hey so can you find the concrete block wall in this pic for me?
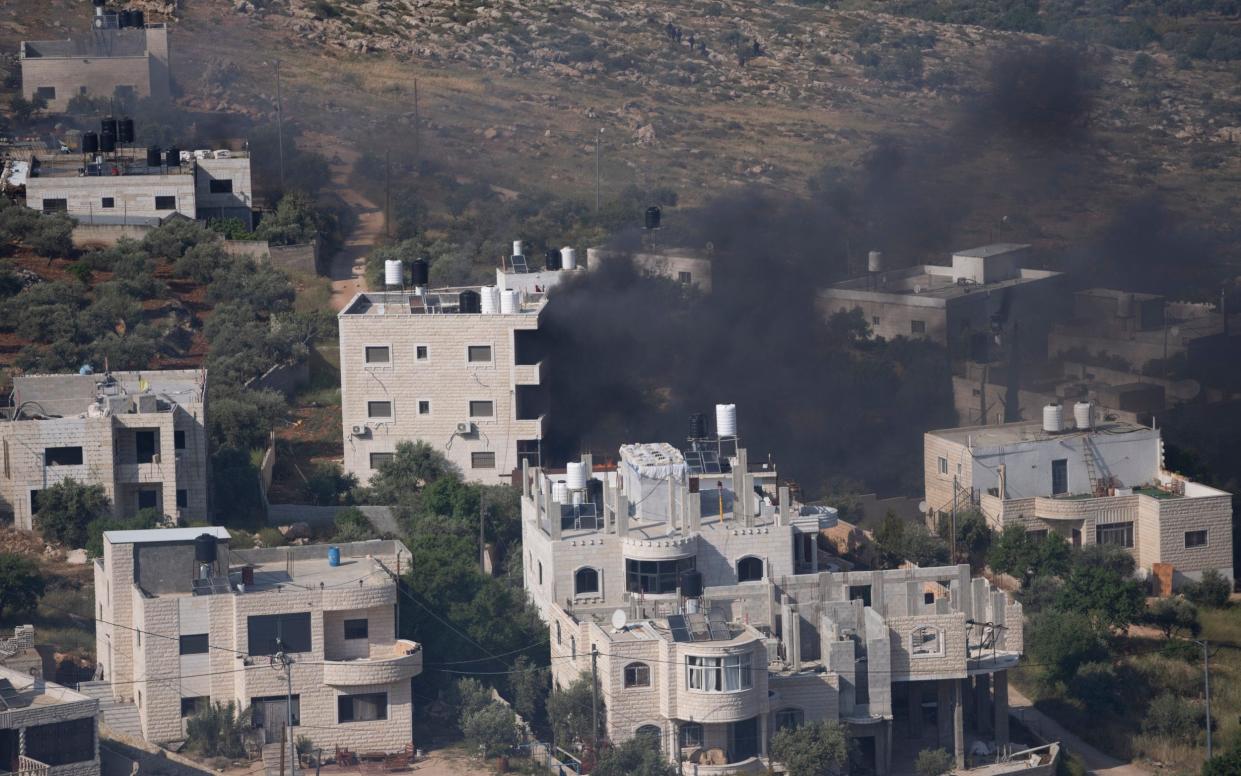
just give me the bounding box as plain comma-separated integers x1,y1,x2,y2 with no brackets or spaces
21,55,152,112
886,613,968,682
1153,494,1233,583
26,174,196,221
323,605,395,661
923,433,973,514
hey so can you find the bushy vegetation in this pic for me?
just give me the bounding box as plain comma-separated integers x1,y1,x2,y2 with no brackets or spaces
0,553,46,619
185,701,252,759
770,720,852,776
33,479,112,548
872,511,948,568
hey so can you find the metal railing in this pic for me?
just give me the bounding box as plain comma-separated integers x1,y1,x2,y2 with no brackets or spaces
1,756,52,776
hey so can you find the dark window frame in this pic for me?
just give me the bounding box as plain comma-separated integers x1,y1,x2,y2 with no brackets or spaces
176,489,188,509
370,452,395,469
625,557,695,595
343,619,369,640
208,179,234,194
247,612,312,655
1051,459,1069,495
736,556,763,582
364,346,391,364
180,696,208,718
101,197,115,209
154,195,177,211
1096,522,1134,548
367,401,393,419
44,446,83,466
574,567,599,595
469,400,494,418
471,451,496,469
623,662,650,688
337,692,388,723
1185,530,1208,549
467,345,493,363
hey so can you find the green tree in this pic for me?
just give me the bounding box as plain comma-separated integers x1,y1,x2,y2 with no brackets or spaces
185,701,251,758
1056,546,1145,631
1202,746,1241,776
915,748,955,776
303,462,357,506
936,509,992,570
1143,597,1201,640
0,553,46,618
770,720,851,776
1142,693,1202,740
1025,610,1108,686
461,700,519,760
34,479,111,547
592,737,679,776
547,674,600,749
208,388,286,450
1183,569,1232,609
86,508,160,558
368,441,458,505
507,655,549,728
873,512,948,569
210,448,266,529
988,525,1070,585
452,677,493,725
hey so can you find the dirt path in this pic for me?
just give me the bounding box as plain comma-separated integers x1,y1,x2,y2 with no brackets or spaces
1008,685,1151,776
300,131,384,311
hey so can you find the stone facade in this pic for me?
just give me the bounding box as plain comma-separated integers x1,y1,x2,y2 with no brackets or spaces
20,26,170,113
0,666,101,776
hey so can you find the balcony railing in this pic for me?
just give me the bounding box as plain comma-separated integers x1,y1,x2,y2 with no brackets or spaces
322,640,423,686
1,756,52,776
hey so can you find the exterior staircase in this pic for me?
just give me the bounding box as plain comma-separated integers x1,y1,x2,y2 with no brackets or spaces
75,681,142,738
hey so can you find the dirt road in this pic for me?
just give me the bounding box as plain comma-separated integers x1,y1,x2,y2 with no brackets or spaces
1008,684,1151,776
300,132,384,311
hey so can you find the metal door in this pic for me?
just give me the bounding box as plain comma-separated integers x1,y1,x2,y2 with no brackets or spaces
257,699,287,744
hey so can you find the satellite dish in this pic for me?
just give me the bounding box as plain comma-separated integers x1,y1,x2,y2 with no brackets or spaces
913,284,924,294
611,609,627,631
918,501,928,513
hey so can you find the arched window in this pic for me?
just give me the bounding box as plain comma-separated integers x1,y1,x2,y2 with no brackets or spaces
575,567,600,595
635,725,662,751
737,556,764,582
679,722,704,749
623,662,651,688
775,708,804,732
912,626,943,657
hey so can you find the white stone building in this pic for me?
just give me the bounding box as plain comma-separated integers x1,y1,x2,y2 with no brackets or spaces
20,23,170,113
0,664,101,776
2,370,209,532
924,409,1234,590
94,529,422,752
521,420,1037,775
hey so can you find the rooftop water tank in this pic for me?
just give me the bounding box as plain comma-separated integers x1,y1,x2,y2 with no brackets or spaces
512,240,524,257
500,289,518,315
552,481,569,504
562,247,577,270
82,132,99,154
545,249,562,271
1043,403,1064,434
566,461,588,491
131,9,144,26
868,250,883,273
145,146,161,167
100,117,118,138
688,412,706,440
118,118,134,144
99,132,116,153
716,403,738,437
384,259,403,287
194,534,217,564
458,290,481,314
328,546,341,567
645,206,661,230
680,570,704,598
1074,401,1093,431
410,258,429,287
165,147,180,167
480,285,499,314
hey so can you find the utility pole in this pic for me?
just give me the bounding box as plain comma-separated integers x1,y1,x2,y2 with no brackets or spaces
594,128,603,213
271,642,296,776
413,78,421,172
275,59,286,192
384,148,391,238
479,501,486,574
950,475,958,565
590,644,600,754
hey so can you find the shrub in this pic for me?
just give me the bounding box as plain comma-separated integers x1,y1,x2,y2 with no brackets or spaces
915,748,954,776
461,701,518,760
1183,569,1232,608
185,701,251,758
0,553,46,618
303,462,358,506
1026,610,1108,687
1141,693,1202,740
1159,639,1200,663
34,479,111,548
1143,597,1200,639
256,527,285,547
1068,661,1122,713
332,507,376,542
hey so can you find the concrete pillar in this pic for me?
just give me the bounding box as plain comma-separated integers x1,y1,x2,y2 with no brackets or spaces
954,680,965,770
777,485,790,526
994,670,1010,752
976,674,993,735
689,489,701,532
759,712,769,757
617,493,629,537
521,459,530,498
549,500,562,540
907,682,923,738
937,680,952,747
882,721,893,776
963,674,975,729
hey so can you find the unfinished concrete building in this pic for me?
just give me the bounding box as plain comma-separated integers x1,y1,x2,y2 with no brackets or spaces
925,408,1233,591
0,664,101,776
91,529,421,751
2,370,208,532
819,245,1065,359
521,407,1044,776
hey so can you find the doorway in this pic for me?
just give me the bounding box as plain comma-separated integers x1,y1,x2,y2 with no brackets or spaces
252,695,300,744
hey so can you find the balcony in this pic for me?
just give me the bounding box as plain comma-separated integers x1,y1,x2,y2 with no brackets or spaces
513,361,542,386
679,755,766,775
0,756,51,776
322,640,422,686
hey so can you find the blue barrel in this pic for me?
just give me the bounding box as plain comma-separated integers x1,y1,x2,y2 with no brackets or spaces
328,546,341,567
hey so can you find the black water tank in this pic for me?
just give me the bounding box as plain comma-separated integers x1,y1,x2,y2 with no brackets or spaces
688,412,706,440
145,146,161,167
118,10,132,27
645,205,661,230
680,570,703,598
165,147,180,167
458,290,481,314
82,132,99,154
100,117,118,137
93,0,106,6
586,478,603,505
545,249,562,271
131,9,145,26
194,533,217,564
99,132,116,153
118,118,134,144
410,258,429,287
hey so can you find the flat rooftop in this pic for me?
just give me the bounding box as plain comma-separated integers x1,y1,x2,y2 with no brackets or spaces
341,289,547,316
22,28,155,59
589,615,754,645
827,266,1060,301
954,243,1030,259
12,369,204,418
0,666,96,710
230,548,393,593
928,418,1153,448
105,526,229,545
30,150,246,180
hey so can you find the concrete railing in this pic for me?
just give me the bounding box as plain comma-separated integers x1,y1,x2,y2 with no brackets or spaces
322,640,422,686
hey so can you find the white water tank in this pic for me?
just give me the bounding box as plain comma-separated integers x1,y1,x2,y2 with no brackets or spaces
500,289,519,314
1043,404,1064,434
480,285,500,314
512,240,524,257
383,259,403,287
552,481,569,504
1074,401,1093,430
868,250,883,273
562,247,577,270
566,461,588,491
716,403,738,437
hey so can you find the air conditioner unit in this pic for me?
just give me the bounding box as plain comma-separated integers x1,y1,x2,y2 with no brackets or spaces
455,421,474,435
352,425,369,437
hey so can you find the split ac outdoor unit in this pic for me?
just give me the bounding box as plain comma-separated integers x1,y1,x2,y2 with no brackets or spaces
352,425,369,437
455,422,473,435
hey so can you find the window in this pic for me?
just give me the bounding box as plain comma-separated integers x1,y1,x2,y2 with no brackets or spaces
176,489,188,508
365,346,390,364
135,430,157,463
25,718,94,766
517,439,540,468
101,197,115,209
686,653,751,692
575,568,599,595
538,561,543,585
678,271,692,285
471,452,496,469
248,612,312,655
1051,459,1068,495
924,592,935,605
137,489,158,510
469,400,494,417
370,452,395,469
367,401,392,419
775,708,804,732
154,195,177,210
209,179,234,194
1027,529,1048,541
626,557,696,595
415,345,428,360
418,400,430,415
344,619,369,640
736,557,763,582
29,490,40,513
555,621,561,645
338,692,387,722
624,662,650,688
911,319,926,334
911,626,943,657
679,723,704,749
1096,522,1134,548
41,199,67,214
179,634,209,654
35,86,56,100
938,457,948,475
467,345,493,363
44,446,83,466
635,725,662,750
174,430,186,450
1185,530,1208,548
872,316,880,326
180,696,208,718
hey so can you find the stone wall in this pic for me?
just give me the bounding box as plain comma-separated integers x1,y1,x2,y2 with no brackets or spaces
72,223,155,248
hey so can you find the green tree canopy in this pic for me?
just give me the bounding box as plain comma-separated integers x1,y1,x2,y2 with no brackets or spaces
35,479,112,548
987,524,1071,585
1056,546,1145,631
368,441,459,504
1025,610,1109,686
770,720,852,776
592,737,680,776
1202,745,1241,776
461,700,519,760
0,553,46,619
547,674,601,750
915,748,955,776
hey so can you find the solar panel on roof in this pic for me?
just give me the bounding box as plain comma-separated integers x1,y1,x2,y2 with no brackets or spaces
0,678,27,709
667,615,691,643
510,255,530,273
